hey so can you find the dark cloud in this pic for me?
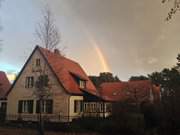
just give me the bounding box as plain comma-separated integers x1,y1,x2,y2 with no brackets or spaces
0,0,180,80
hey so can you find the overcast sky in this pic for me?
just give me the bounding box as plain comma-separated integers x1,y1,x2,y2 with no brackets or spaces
0,0,180,80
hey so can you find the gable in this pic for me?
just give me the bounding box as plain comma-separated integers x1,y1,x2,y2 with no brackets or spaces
7,46,67,98
7,46,97,97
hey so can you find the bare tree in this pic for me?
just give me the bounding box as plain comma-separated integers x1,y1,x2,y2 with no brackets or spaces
162,0,180,20
36,7,60,50
34,7,61,135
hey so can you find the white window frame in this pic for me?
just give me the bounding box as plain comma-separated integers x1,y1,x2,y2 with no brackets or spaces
79,80,86,89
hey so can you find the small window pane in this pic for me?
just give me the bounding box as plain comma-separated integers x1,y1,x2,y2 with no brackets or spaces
36,59,41,66
25,76,34,88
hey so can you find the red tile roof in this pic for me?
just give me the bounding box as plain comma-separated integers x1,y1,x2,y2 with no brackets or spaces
99,82,128,101
99,80,160,102
0,71,11,99
38,46,97,95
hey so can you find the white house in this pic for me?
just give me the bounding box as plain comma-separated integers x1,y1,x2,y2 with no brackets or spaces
6,46,97,122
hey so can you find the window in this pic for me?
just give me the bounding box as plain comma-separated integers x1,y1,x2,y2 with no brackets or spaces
79,80,86,89
70,72,86,89
100,103,103,112
74,100,83,113
0,102,7,113
36,58,41,67
36,100,53,114
18,100,33,113
25,76,34,88
84,104,87,112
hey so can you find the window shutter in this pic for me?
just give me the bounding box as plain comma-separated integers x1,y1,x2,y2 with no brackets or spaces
46,100,53,114
18,101,23,113
25,78,28,88
31,77,34,88
36,100,40,113
44,75,49,87
28,100,33,113
27,78,29,88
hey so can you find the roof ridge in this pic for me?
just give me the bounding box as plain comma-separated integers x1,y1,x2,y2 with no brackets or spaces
37,45,97,95
37,45,80,65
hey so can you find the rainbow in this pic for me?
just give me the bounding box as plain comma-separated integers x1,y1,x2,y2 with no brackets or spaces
89,38,111,72
82,27,111,72
64,3,111,73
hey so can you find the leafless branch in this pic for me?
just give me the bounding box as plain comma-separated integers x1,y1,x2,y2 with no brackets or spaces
36,7,60,51
162,0,180,21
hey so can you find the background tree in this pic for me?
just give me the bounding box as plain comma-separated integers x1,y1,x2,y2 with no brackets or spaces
89,72,120,87
129,75,149,81
149,54,180,134
162,0,180,20
176,53,180,67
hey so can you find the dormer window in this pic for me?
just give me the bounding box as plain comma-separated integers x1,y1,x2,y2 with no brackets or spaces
36,58,41,67
79,80,86,89
70,72,87,89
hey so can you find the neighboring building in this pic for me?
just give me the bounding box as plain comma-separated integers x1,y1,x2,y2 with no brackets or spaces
83,80,160,117
6,46,97,122
0,71,11,119
99,80,160,103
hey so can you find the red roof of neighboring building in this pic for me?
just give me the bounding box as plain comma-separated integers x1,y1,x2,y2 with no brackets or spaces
99,80,160,102
99,82,128,101
0,71,11,99
38,46,97,95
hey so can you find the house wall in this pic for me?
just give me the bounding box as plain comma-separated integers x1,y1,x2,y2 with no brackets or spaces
7,49,70,122
69,96,83,121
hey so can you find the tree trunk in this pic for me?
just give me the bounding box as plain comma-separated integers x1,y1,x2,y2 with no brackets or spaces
39,99,44,135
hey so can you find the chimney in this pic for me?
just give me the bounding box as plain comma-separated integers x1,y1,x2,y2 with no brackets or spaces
54,49,61,55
